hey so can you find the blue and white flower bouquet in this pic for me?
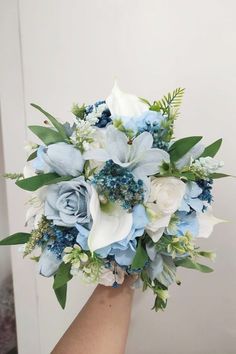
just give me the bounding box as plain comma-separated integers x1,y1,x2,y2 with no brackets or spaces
0,83,229,310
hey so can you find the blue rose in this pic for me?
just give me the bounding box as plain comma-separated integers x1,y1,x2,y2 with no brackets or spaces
33,142,84,176
45,177,92,227
76,204,149,266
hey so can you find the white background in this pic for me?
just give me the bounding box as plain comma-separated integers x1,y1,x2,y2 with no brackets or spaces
1,1,236,353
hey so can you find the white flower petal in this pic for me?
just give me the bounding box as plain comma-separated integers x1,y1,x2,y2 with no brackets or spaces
196,207,226,238
132,149,170,179
106,82,148,117
106,125,129,164
83,148,109,161
88,187,133,252
131,132,153,158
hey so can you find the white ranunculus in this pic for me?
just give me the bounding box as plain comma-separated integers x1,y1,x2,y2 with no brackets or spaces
145,177,186,242
88,187,133,252
106,82,148,117
196,206,226,238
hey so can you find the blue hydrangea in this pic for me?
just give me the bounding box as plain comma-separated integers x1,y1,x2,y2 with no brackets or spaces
92,160,145,210
197,179,213,206
121,110,169,150
166,211,199,237
38,226,78,259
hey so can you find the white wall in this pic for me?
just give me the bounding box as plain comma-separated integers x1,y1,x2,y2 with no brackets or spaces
0,107,11,284
1,0,236,353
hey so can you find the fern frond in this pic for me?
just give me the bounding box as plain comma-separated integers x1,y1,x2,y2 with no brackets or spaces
157,88,185,117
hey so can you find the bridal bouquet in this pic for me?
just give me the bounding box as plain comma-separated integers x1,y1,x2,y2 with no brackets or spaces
0,84,229,311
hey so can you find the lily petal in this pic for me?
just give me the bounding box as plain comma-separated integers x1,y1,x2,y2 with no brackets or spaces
197,207,226,238
88,187,133,252
106,82,148,117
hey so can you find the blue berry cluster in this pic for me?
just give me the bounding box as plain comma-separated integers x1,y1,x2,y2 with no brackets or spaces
85,100,112,128
197,179,213,207
138,121,169,150
92,160,145,210
38,226,78,259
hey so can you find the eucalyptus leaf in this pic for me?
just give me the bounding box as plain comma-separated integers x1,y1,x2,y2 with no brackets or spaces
29,125,65,145
16,172,59,191
169,136,203,162
200,138,222,158
131,239,149,270
53,262,73,290
54,283,67,309
209,173,230,179
27,150,38,161
31,103,69,140
0,232,31,245
175,258,213,273
156,256,176,287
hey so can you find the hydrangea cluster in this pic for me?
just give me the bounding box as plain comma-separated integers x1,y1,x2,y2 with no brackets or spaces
139,120,169,150
85,100,111,128
39,226,78,259
92,160,145,210
1,83,229,312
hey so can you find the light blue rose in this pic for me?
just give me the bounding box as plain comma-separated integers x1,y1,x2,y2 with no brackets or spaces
33,142,84,176
76,204,149,266
45,177,92,227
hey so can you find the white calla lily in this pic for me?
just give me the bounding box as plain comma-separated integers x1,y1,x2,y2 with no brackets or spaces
196,206,226,238
106,81,148,117
88,187,133,252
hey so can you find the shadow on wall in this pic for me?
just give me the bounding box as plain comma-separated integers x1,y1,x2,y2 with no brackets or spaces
0,104,17,354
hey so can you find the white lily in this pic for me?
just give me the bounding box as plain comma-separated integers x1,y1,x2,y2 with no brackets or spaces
88,187,133,252
106,81,148,117
84,125,169,181
196,206,226,238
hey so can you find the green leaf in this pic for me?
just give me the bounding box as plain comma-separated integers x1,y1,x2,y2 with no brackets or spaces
53,262,72,290
209,173,230,179
54,284,67,309
0,232,31,245
169,136,203,162
131,239,149,270
16,172,59,191
29,126,65,145
139,97,151,106
175,258,213,273
200,138,222,158
27,150,38,161
31,103,69,140
153,88,185,116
